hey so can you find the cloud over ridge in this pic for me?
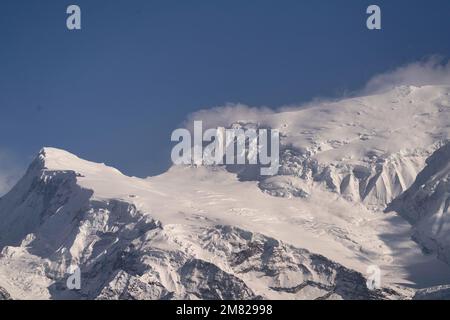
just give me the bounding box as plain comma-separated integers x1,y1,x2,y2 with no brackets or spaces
362,56,450,94
184,57,450,129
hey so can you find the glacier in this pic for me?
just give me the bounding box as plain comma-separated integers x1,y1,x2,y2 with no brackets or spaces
1,85,450,299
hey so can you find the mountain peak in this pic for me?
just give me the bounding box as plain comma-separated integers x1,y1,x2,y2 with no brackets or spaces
33,147,124,178
1,85,450,300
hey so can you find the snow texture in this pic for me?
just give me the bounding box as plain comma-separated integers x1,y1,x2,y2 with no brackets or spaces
1,85,450,299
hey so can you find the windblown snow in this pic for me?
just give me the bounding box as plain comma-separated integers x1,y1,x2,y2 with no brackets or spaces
1,85,450,300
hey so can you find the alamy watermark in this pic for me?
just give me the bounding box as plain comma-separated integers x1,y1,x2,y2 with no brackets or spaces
66,5,81,30
366,5,381,30
171,121,280,176
66,265,81,290
65,4,380,31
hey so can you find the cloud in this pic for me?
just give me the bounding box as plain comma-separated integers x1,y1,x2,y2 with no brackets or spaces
0,149,24,197
362,56,450,94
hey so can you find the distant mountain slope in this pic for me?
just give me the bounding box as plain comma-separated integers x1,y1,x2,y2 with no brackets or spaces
227,85,450,209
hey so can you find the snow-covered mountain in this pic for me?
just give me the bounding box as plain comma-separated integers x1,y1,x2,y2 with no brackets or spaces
1,85,450,300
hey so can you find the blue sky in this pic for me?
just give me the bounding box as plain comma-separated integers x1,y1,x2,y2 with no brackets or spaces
0,0,450,188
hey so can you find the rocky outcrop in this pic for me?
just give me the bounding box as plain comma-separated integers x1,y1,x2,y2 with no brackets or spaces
0,287,11,300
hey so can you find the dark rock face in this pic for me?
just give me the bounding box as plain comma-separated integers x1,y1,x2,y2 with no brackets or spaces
387,142,450,265
414,285,450,300
180,259,256,300
0,287,11,300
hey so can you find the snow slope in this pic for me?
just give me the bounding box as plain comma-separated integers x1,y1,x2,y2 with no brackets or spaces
1,85,450,299
387,142,450,265
229,85,450,209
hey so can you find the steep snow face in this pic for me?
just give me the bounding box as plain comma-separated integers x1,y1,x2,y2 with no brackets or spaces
97,225,390,300
228,85,450,209
261,146,431,209
0,148,93,249
271,86,450,158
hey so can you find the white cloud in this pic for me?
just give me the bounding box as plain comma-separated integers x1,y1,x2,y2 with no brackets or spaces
183,103,275,131
181,57,450,130
362,56,450,94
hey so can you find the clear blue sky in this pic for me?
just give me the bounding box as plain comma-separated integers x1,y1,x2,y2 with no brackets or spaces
1,0,450,177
